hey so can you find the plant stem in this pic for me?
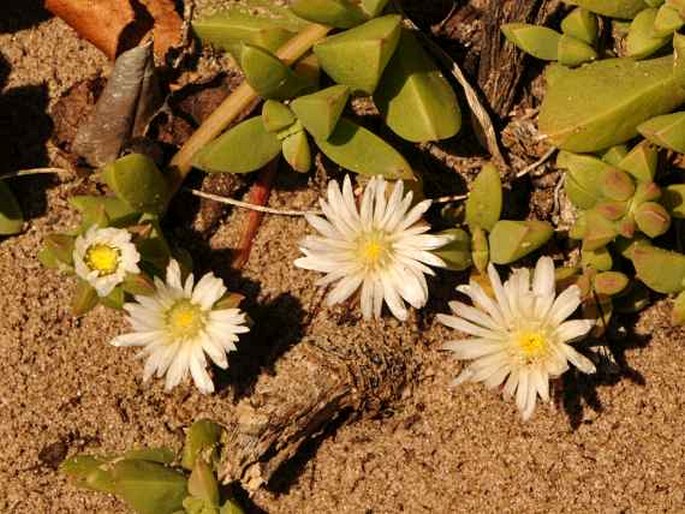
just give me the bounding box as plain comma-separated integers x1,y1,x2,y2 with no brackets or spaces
168,23,331,191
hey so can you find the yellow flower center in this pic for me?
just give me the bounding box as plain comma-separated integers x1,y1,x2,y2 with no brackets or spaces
356,231,391,269
516,331,547,359
167,300,205,340
85,244,121,276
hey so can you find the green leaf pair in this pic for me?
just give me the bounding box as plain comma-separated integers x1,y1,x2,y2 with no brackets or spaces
566,0,650,19
0,180,24,235
290,0,390,28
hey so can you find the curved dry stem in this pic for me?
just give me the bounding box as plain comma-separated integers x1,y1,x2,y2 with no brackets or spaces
168,23,331,191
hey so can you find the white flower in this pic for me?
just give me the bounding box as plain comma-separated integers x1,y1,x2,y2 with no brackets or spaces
73,225,141,297
437,256,596,421
111,260,249,394
294,175,451,321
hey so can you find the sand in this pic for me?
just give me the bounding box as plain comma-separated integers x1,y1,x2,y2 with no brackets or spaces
2,3,685,514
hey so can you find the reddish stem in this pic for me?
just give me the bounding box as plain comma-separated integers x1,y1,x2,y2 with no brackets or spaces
232,159,278,269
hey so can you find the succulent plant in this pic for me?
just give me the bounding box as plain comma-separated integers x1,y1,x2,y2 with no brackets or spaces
61,419,244,514
0,180,24,235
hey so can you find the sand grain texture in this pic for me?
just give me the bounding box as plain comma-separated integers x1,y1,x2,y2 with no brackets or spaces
2,4,685,514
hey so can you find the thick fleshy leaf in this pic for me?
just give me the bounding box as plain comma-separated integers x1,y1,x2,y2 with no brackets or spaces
361,0,389,17
316,118,413,179
192,12,298,57
561,7,599,44
313,15,401,94
290,0,368,28
556,151,608,208
290,85,350,140
539,55,685,152
282,130,312,173
193,117,281,174
582,210,619,250
627,8,672,59
121,448,176,464
70,195,140,226
663,184,685,217
501,23,560,60
433,228,471,271
594,271,630,295
566,0,650,18
558,34,597,66
654,4,684,36
672,289,685,324
43,233,75,265
373,29,461,143
122,273,156,296
240,44,314,100
581,246,613,271
261,100,296,133
601,144,629,165
601,167,635,201
471,227,489,274
634,201,671,237
110,459,187,514
100,285,125,310
182,419,222,470
0,180,23,235
60,455,116,494
220,500,246,514
617,141,658,182
465,163,502,232
638,111,685,153
631,244,685,292
72,281,99,316
488,220,553,264
188,460,220,505
101,154,170,215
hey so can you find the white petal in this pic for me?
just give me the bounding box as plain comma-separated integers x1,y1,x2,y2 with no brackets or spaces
441,338,504,359
548,285,582,325
556,319,594,343
190,348,214,394
166,260,183,291
532,256,555,297
561,344,596,374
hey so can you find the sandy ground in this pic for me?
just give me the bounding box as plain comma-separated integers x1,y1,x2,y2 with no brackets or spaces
2,3,685,513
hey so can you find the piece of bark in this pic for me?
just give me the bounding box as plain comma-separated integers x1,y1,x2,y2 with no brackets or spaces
45,0,183,60
220,330,417,491
477,0,559,119
72,44,161,167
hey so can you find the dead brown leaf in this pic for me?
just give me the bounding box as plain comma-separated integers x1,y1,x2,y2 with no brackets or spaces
45,0,183,61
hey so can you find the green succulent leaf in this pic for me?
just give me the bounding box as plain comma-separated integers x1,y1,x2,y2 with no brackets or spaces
101,154,170,216
565,0,650,19
654,4,685,36
70,195,140,227
558,34,597,66
193,117,281,174
601,167,635,201
109,459,187,514
627,8,672,59
261,100,296,133
290,85,350,140
539,55,685,152
313,14,401,94
488,220,553,264
0,180,24,235
43,233,76,265
582,210,620,250
631,244,685,292
188,460,220,505
373,28,461,143
638,111,685,153
471,227,489,274
361,0,389,17
122,273,156,296
100,285,125,310
662,184,685,217
561,7,599,44
672,289,685,324
219,500,246,514
315,118,414,179
281,130,312,173
61,455,117,494
634,201,671,237
72,281,100,316
240,44,315,100
122,448,176,465
581,246,613,271
182,419,222,471
616,141,658,182
601,144,630,165
594,271,630,295
192,12,298,57
501,23,561,60
290,0,368,28
184,497,220,514
465,163,502,232
556,151,609,209
433,228,472,271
